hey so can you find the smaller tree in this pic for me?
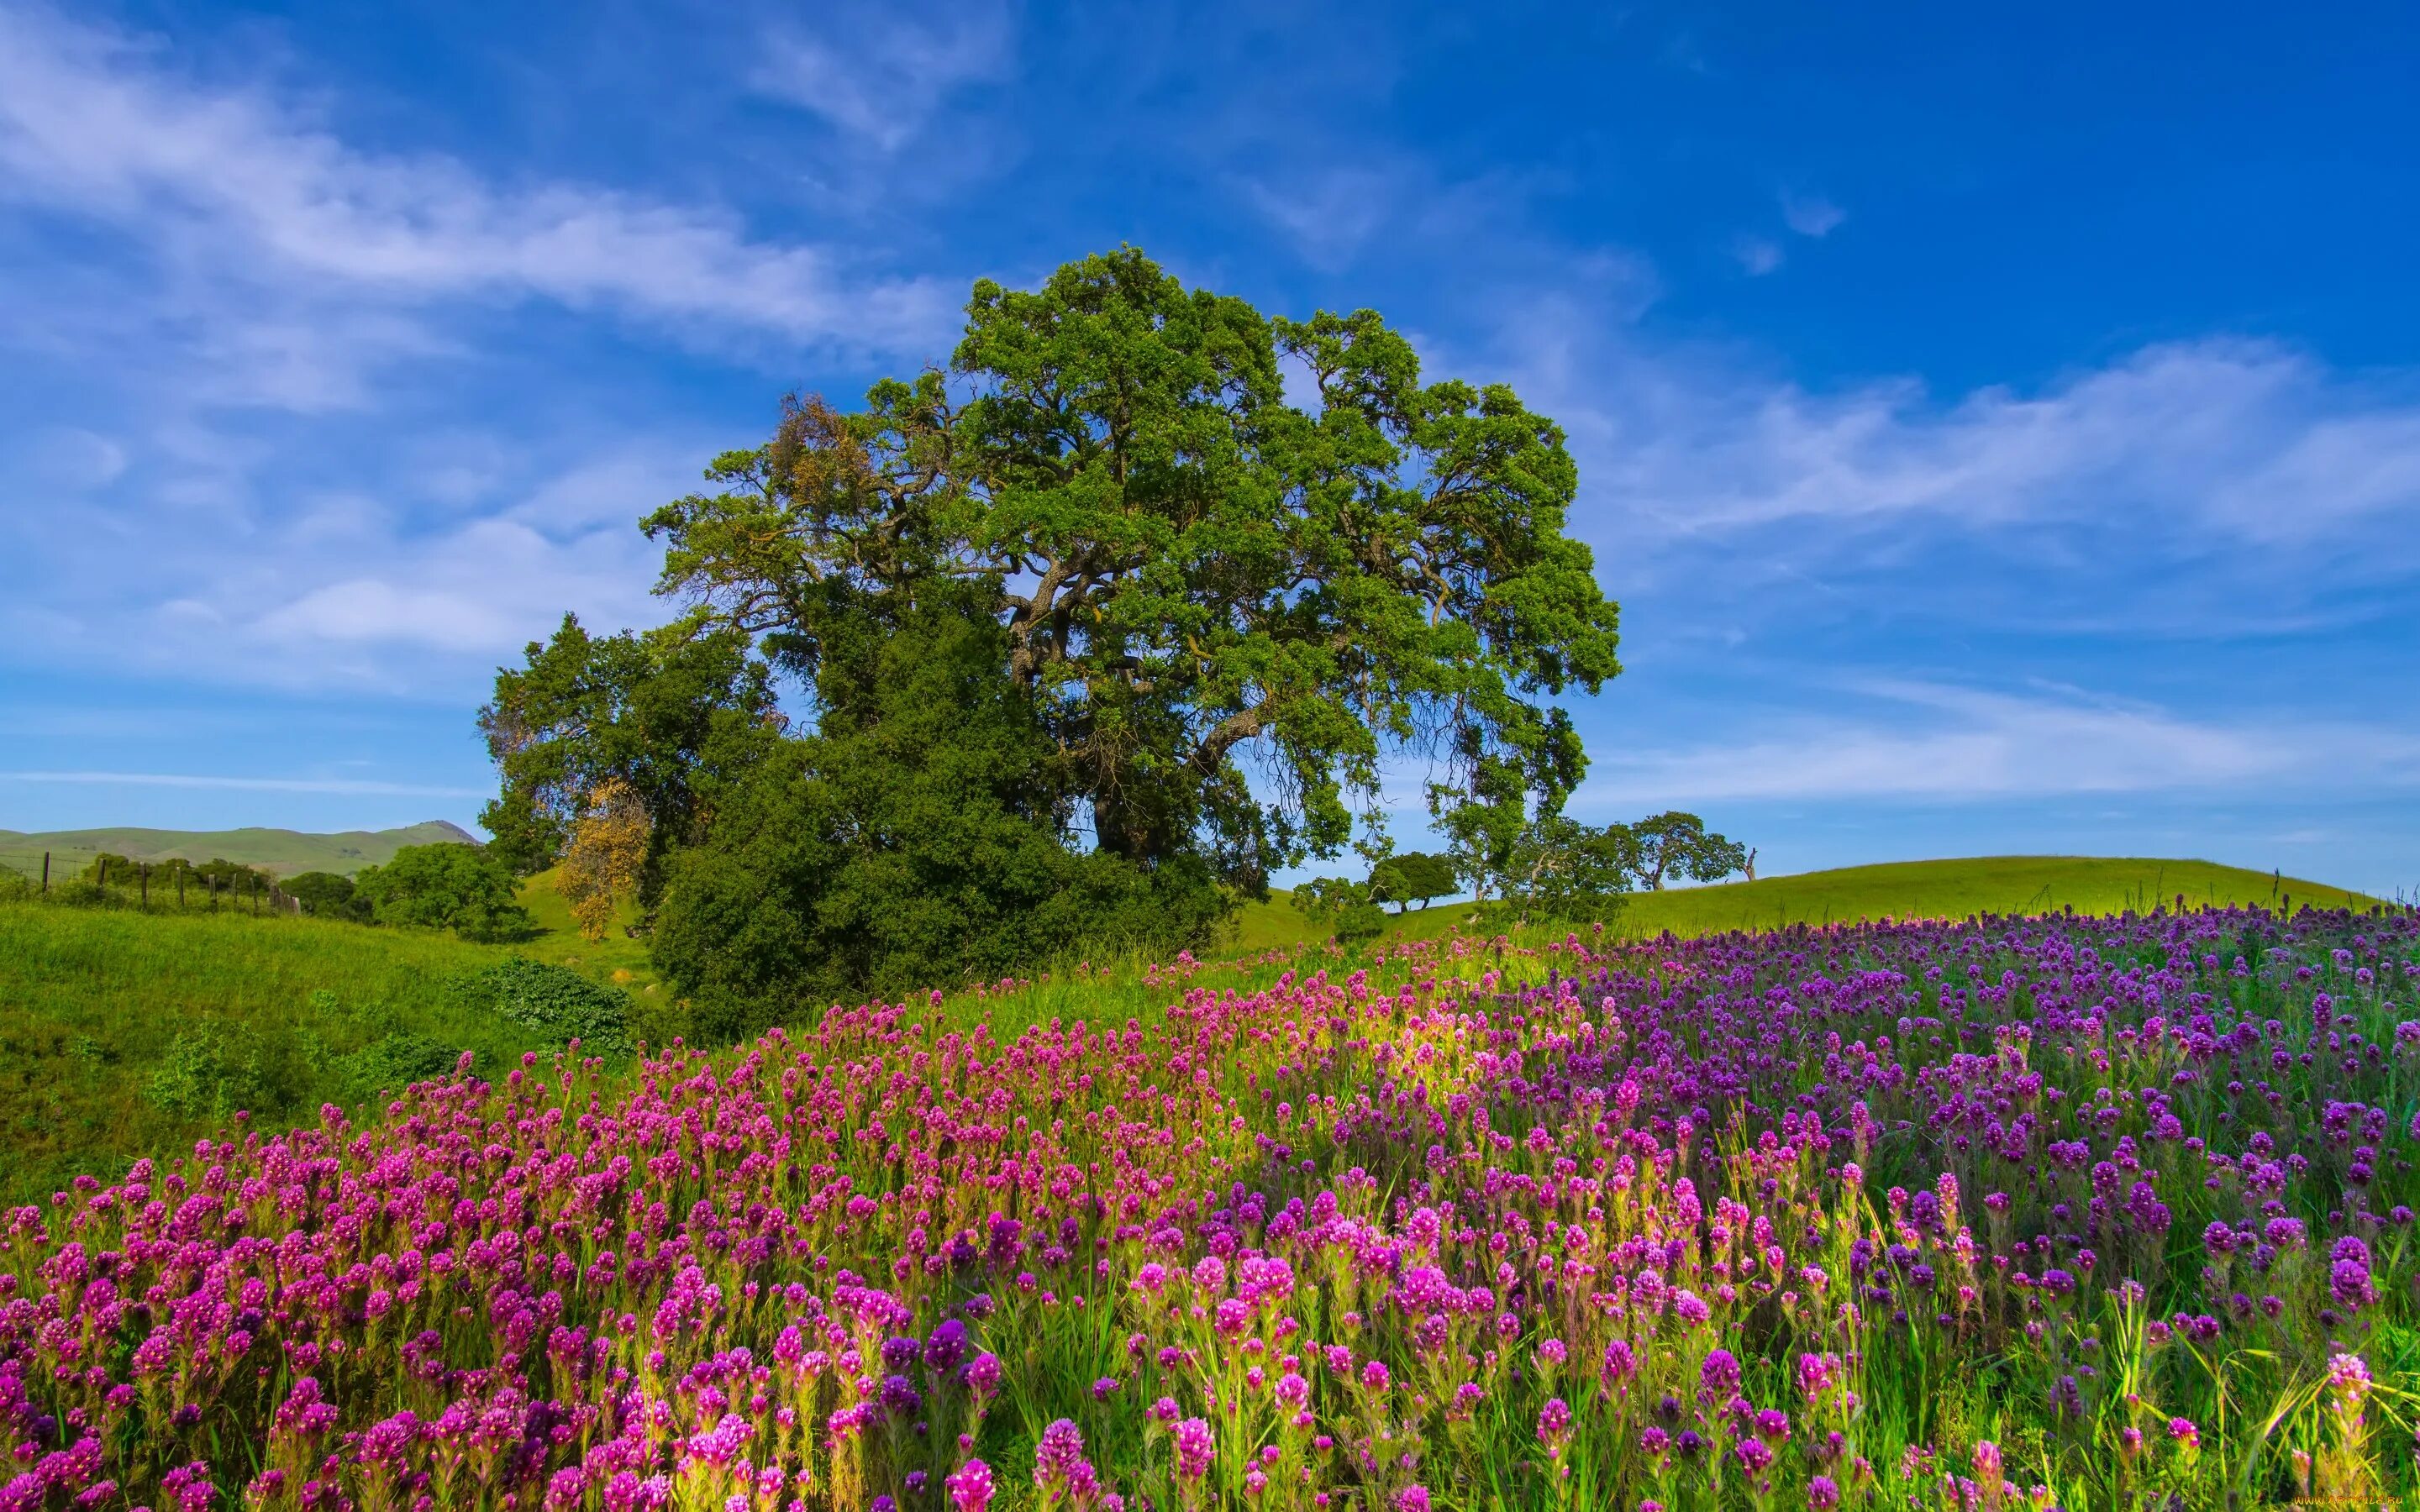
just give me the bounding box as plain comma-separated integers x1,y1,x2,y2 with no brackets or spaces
1289,874,1387,947
555,776,651,942
1368,852,1458,913
355,843,534,942
1632,811,1749,890
1502,814,1641,926
285,871,371,921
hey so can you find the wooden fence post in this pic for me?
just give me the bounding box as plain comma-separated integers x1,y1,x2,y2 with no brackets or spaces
40,852,48,893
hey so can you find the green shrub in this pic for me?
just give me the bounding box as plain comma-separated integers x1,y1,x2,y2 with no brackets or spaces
1334,900,1388,946
447,958,634,1055
337,1033,466,1099
143,1024,273,1119
355,843,534,941
287,870,371,921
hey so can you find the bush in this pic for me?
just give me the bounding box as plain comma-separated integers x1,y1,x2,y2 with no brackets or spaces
286,871,372,921
446,958,634,1056
336,1033,466,1099
355,843,534,941
1333,900,1388,947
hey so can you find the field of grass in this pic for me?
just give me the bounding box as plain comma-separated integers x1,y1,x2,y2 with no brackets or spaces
0,817,476,878
1236,853,2379,949
0,867,694,1201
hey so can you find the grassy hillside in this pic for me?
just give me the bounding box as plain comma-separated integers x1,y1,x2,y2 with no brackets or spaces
516,864,660,987
0,864,685,1201
0,819,476,879
1236,854,2381,948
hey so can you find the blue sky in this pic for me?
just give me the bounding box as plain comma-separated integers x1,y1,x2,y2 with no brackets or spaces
3,0,2417,894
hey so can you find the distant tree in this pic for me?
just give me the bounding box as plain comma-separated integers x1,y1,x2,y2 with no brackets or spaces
354,844,534,942
1286,874,1392,947
75,853,137,886
1632,811,1749,890
555,776,651,942
1368,850,1457,912
1502,813,1643,925
284,871,371,921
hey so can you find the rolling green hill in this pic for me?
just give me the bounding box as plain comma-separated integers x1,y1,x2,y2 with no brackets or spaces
1234,854,2385,949
0,820,476,879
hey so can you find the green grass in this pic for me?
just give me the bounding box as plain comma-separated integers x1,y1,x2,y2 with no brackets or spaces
0,819,476,879
0,869,687,1202
515,864,662,988
1234,853,2379,948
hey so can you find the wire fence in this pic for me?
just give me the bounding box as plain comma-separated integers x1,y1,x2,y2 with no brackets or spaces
0,848,307,915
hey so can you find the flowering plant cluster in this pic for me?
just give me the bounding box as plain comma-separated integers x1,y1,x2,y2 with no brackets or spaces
5,905,2420,1510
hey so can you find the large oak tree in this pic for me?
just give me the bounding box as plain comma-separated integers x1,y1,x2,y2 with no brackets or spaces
639,249,1621,892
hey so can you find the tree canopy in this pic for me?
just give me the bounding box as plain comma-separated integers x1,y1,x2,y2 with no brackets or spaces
484,249,1623,1008
640,248,1619,891
1368,850,1458,912
1632,811,1751,890
354,844,534,942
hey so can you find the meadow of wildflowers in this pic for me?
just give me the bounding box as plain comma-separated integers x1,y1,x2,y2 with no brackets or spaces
8,904,2420,1511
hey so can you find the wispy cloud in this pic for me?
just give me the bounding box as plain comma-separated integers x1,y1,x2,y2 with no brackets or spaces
0,771,487,797
1512,336,2420,556
1781,191,1845,238
1242,166,1407,272
750,2,1015,152
1574,681,2420,808
1732,234,1785,276
0,4,956,370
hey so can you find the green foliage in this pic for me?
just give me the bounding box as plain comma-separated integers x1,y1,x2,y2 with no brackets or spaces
355,843,535,941
650,599,1224,1030
1367,849,1457,911
1286,874,1369,921
1285,874,1391,945
286,870,371,921
1332,900,1388,946
639,247,1619,887
1502,813,1642,924
479,615,773,882
447,958,634,1056
143,1022,272,1120
334,1034,465,1100
488,249,1623,1009
1631,809,1749,890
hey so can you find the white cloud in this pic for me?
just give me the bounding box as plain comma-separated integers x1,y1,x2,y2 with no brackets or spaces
751,3,1014,152
1243,166,1405,272
1574,681,2420,808
1732,234,1784,276
1781,192,1845,239
0,4,955,364
1514,336,2420,554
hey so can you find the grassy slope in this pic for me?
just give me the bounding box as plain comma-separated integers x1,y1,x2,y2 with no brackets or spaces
0,819,476,878
0,866,676,1201
1234,854,2379,949
515,865,660,988
0,902,519,1198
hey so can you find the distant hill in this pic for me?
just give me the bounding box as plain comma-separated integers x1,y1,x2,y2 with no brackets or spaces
1230,854,2386,950
0,821,478,879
